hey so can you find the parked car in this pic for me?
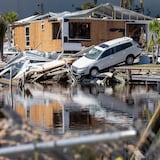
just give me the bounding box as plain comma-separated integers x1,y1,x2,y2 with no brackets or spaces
71,37,141,77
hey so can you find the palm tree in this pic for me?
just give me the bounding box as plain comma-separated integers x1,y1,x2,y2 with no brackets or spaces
81,2,95,10
4,12,18,49
0,16,7,61
139,0,144,13
5,11,18,23
120,0,128,8
128,0,133,9
147,19,160,63
93,0,97,5
120,0,144,13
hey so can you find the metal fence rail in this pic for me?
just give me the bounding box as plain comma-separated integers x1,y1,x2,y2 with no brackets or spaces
0,129,136,156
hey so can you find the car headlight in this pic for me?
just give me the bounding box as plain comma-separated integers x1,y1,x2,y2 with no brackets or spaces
76,67,88,73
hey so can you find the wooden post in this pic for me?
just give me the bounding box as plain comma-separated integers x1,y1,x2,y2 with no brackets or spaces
23,72,25,88
10,66,13,108
9,67,12,88
127,69,131,82
131,105,160,159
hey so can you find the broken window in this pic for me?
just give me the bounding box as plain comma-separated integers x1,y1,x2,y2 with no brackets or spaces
69,22,91,40
25,26,30,47
52,23,61,39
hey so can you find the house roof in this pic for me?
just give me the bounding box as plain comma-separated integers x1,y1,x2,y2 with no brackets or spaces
14,3,153,25
14,12,56,25
15,15,39,24
49,3,153,21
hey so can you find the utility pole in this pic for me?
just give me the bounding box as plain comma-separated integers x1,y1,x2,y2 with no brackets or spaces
37,3,44,15
120,0,128,9
17,0,20,16
140,0,144,14
94,0,97,5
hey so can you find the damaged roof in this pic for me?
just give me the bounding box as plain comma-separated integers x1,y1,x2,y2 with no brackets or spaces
14,12,56,25
49,3,153,21
14,3,153,25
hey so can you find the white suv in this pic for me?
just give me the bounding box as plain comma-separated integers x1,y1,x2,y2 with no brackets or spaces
71,37,141,77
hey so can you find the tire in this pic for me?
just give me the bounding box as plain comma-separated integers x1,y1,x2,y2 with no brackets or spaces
126,55,134,65
90,68,99,77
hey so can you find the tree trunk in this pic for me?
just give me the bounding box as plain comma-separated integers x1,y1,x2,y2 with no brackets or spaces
0,18,7,61
0,38,3,61
94,0,97,5
121,0,128,8
156,45,160,63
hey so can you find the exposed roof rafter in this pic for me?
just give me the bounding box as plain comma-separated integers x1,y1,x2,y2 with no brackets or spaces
14,3,153,25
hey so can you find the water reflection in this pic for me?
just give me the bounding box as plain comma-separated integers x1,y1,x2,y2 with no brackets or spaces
3,82,160,135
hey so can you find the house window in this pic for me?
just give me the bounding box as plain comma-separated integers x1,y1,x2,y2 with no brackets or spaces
69,22,91,40
25,26,30,47
52,23,61,39
41,23,45,31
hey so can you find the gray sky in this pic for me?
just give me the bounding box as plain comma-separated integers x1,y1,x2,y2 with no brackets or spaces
0,0,159,19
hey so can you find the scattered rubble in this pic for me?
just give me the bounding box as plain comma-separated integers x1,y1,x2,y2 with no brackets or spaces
1,49,160,159
0,49,122,87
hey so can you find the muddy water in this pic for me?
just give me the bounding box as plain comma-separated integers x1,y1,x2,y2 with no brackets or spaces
2,82,160,135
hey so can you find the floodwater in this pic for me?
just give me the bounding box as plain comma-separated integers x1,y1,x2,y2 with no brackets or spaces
1,81,160,135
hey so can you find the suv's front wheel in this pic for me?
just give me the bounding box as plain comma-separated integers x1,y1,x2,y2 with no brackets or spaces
90,67,99,77
126,55,134,65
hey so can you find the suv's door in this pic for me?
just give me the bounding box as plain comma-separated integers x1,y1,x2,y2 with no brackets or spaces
97,48,114,70
112,45,125,65
111,42,133,65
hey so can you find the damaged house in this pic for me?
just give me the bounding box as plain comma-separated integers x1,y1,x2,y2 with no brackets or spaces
12,3,153,53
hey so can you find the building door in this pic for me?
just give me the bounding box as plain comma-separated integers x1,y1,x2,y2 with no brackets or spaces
126,23,147,46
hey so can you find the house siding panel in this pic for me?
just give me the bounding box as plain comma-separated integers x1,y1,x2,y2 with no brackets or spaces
13,18,125,53
81,19,125,47
30,21,62,52
14,20,62,52
14,25,26,51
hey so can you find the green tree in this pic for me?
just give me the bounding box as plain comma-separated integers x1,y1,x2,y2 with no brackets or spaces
139,0,144,13
147,19,160,63
128,0,133,8
0,16,7,61
76,1,98,10
120,0,128,8
93,0,97,5
4,12,18,50
81,2,95,10
5,11,18,23
120,0,144,13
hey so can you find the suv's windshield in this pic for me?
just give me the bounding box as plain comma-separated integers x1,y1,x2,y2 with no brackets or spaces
85,47,102,60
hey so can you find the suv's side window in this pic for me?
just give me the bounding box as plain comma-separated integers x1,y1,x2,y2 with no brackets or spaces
112,42,133,54
99,48,112,59
121,42,132,49
116,45,123,52
112,46,117,54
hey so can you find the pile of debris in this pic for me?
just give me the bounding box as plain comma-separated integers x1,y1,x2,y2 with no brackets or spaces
0,49,122,87
0,50,77,85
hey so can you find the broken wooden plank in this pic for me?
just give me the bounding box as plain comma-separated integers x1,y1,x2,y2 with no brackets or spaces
32,68,68,82
115,64,160,73
114,64,160,83
21,57,76,82
38,58,75,73
0,78,18,86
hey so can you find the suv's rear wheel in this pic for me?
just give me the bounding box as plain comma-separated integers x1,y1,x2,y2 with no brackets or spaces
90,68,99,77
126,55,134,65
